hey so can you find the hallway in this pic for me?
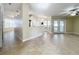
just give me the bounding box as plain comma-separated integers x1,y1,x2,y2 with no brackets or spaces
0,31,79,55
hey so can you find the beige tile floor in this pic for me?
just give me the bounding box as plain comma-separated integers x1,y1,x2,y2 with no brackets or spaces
0,30,79,55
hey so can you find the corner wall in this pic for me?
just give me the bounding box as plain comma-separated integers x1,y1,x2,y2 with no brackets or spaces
22,4,31,41
66,16,73,33
66,16,79,35
73,16,79,34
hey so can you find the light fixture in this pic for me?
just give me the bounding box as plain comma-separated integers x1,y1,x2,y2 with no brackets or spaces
70,11,79,16
71,13,76,16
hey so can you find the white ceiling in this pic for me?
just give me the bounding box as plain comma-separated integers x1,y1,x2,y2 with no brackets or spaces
3,3,22,18
29,3,79,16
3,3,79,18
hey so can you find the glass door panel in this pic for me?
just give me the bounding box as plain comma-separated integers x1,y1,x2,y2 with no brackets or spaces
54,20,59,33
59,20,64,32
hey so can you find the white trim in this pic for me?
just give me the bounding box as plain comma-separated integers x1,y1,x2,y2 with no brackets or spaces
65,32,73,34
73,32,79,35
65,32,79,35
22,33,44,42
15,33,22,41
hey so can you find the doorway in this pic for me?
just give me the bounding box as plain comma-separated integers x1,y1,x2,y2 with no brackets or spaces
53,20,65,33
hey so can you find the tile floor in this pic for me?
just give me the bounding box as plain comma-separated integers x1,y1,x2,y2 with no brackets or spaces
0,30,79,55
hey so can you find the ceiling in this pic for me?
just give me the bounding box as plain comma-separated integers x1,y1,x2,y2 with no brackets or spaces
3,3,22,18
3,3,79,18
29,3,79,16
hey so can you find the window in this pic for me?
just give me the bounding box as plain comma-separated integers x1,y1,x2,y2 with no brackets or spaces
4,19,22,28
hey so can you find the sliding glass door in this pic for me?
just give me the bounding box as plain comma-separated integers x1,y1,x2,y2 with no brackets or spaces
54,20,59,33
53,20,65,33
59,20,64,33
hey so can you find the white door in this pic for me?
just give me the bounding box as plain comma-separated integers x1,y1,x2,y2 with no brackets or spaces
53,20,65,33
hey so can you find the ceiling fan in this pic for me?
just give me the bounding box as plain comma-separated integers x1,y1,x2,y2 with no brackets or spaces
61,7,79,16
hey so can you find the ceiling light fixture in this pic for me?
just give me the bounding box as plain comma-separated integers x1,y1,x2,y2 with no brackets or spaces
71,13,76,16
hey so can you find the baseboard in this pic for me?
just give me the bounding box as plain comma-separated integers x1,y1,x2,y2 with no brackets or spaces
65,32,79,35
73,32,79,36
22,33,44,42
15,34,22,41
65,32,73,34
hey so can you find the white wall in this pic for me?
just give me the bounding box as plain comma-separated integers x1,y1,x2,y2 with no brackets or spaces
21,4,52,41
22,4,31,40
